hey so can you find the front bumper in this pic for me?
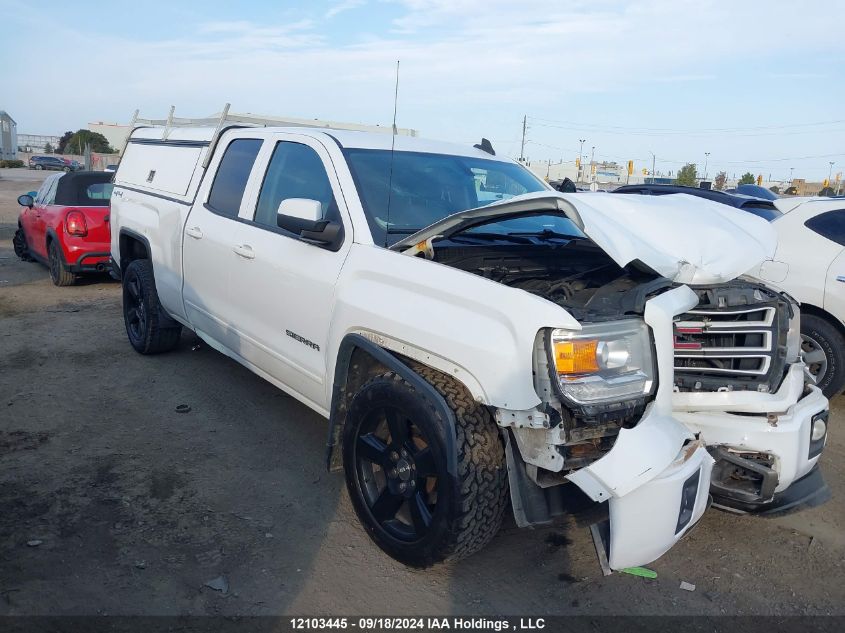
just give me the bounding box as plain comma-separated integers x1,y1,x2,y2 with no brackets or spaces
674,378,828,512
712,465,830,515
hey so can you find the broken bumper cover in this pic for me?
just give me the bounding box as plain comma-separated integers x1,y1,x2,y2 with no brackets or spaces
606,442,713,569
674,381,828,513
567,407,714,570
565,285,714,570
563,393,717,570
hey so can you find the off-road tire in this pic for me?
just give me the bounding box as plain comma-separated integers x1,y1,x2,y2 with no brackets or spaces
802,314,845,398
13,226,34,262
48,239,75,286
122,259,182,354
342,366,508,567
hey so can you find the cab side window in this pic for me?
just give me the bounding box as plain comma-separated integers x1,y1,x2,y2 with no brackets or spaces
206,138,263,219
253,142,340,234
805,210,845,247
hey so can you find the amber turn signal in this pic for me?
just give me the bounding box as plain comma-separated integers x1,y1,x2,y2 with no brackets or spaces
554,339,599,374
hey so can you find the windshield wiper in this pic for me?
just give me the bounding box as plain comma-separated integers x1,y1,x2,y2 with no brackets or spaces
507,229,584,241
448,232,535,245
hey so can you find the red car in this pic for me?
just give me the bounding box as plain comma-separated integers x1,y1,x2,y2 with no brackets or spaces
13,171,114,286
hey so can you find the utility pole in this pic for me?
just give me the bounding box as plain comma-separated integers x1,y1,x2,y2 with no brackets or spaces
649,151,656,184
590,146,595,183
789,167,794,185
578,139,586,183
829,161,835,186
704,152,710,180
519,115,527,163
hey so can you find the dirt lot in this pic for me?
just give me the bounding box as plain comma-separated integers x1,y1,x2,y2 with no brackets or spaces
1,170,844,616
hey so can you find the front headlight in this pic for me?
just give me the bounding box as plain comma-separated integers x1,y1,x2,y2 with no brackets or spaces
548,319,656,405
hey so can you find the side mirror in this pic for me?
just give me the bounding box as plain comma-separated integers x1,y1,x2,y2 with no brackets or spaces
276,198,343,251
277,198,322,224
18,194,34,208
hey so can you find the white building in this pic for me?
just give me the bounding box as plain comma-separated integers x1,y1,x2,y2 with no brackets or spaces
17,133,61,153
0,111,18,160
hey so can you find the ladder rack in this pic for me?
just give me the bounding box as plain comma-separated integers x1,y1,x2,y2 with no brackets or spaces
122,103,417,167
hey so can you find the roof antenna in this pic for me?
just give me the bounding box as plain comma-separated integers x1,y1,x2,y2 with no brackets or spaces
474,138,495,156
384,60,399,247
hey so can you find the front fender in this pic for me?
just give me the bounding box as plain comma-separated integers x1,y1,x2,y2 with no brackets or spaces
326,244,582,411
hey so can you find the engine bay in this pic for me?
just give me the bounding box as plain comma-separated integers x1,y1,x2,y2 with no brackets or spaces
431,240,668,321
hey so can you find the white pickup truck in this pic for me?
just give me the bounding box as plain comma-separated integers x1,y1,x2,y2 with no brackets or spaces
109,112,829,570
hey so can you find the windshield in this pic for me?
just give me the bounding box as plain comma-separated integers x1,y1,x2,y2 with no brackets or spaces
343,149,548,245
735,184,779,200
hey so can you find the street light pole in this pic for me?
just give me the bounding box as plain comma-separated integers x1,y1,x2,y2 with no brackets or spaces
704,152,710,180
789,167,794,186
578,139,586,183
649,152,656,184
829,161,835,186
590,146,595,183
519,115,527,163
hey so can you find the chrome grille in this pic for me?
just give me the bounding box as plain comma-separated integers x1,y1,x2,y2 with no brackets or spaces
673,289,789,392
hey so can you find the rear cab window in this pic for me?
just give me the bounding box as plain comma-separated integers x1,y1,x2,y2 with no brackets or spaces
205,139,263,218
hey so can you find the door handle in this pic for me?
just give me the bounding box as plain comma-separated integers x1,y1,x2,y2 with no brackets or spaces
233,244,255,259
185,226,203,239
837,276,845,283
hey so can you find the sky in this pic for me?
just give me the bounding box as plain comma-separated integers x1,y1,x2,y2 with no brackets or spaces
2,0,844,180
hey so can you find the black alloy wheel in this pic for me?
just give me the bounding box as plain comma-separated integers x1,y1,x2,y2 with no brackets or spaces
343,369,508,568
353,403,439,543
124,271,148,345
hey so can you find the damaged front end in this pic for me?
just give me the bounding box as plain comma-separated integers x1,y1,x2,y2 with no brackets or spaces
394,191,829,570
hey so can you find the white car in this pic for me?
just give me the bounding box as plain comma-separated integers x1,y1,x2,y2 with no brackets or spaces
107,111,829,571
753,197,845,397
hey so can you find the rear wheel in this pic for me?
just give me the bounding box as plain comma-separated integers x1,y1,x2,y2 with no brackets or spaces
13,226,34,262
48,240,75,286
34,164,43,170
801,314,845,398
122,259,182,354
63,166,71,172
342,367,508,567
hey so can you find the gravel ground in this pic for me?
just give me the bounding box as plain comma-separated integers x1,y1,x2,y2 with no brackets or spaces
0,171,843,616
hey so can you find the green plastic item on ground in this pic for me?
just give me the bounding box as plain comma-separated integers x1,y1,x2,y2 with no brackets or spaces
619,566,658,579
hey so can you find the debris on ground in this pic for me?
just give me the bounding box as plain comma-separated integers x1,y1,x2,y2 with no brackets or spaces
134,561,147,569
620,567,657,579
175,404,191,414
680,581,696,592
203,575,229,593
25,540,43,547
588,524,612,577
191,345,202,351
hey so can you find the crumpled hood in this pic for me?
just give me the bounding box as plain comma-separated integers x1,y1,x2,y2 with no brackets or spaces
392,191,777,284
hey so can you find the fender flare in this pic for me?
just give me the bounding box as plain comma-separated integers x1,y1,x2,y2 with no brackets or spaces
118,228,180,327
325,333,458,477
118,227,152,273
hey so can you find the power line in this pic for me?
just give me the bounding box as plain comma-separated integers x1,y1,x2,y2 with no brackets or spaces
528,115,845,134
525,139,845,167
